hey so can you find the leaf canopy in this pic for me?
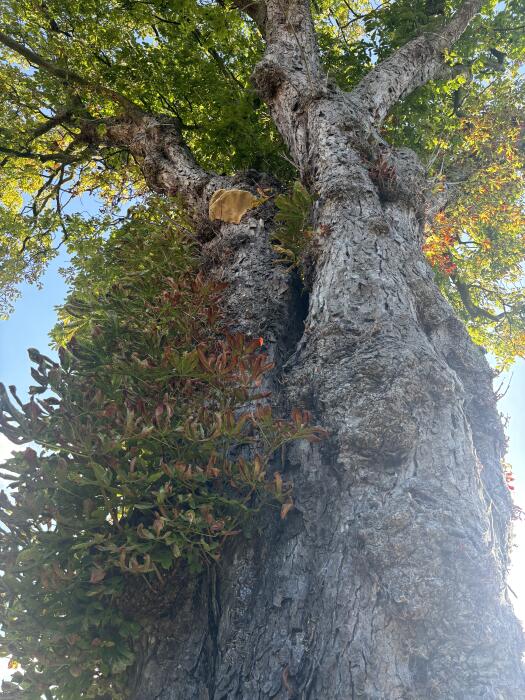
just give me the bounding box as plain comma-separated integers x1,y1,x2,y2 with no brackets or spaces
0,0,524,363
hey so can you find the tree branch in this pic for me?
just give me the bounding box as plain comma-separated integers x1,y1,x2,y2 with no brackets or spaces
452,275,504,322
0,30,141,114
0,32,227,219
231,0,267,34
78,113,224,216
252,0,323,93
351,0,483,123
245,0,325,171
29,108,77,140
0,33,231,214
0,31,227,213
0,145,78,163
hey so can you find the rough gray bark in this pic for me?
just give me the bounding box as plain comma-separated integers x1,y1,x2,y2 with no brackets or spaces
351,0,484,123
112,1,525,697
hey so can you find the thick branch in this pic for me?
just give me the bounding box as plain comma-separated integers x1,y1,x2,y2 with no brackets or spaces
0,30,227,218
0,33,229,214
231,0,267,33
351,0,483,123
249,0,326,171
79,113,223,215
0,30,141,114
253,0,322,90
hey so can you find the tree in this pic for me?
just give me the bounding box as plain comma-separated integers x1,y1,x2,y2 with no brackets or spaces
0,0,525,697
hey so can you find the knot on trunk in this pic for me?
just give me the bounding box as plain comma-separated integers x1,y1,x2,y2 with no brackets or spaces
252,57,288,101
367,147,427,211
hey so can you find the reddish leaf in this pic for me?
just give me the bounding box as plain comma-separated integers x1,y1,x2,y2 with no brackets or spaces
90,567,106,584
280,500,294,520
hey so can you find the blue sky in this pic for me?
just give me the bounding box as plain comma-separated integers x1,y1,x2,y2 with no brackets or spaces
0,251,68,390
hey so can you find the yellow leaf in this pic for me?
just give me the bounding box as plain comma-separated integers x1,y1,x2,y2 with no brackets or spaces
208,189,263,224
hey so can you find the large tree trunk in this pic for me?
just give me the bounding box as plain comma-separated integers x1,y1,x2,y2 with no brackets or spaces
127,165,525,700
113,2,525,697
0,1,522,696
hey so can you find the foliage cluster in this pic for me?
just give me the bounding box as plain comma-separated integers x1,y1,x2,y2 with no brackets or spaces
0,0,284,312
421,80,525,366
0,209,323,699
272,181,316,267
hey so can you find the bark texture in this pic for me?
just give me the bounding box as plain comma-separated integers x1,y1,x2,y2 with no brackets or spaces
119,1,524,697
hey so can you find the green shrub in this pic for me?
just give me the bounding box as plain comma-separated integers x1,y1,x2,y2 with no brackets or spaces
0,208,323,699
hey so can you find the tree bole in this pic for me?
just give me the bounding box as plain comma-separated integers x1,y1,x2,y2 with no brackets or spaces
124,3,525,685
4,0,520,695
127,150,524,697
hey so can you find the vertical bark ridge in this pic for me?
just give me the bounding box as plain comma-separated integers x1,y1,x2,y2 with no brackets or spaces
410,271,513,568
273,133,525,695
